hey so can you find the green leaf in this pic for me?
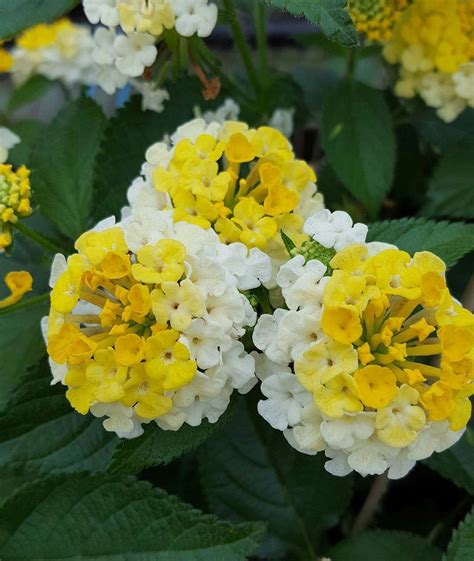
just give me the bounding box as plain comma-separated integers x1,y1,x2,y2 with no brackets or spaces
445,508,474,561
422,148,474,219
367,218,474,267
108,399,239,474
0,297,48,409
0,474,264,561
0,0,79,40
425,429,474,496
321,81,396,217
330,530,442,561
0,362,118,474
199,402,353,560
8,120,45,168
262,0,359,47
30,97,107,239
93,77,207,222
413,106,474,151
8,76,52,111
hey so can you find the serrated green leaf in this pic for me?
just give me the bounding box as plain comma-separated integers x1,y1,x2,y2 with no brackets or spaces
425,429,474,496
330,530,442,561
367,218,474,267
198,402,353,560
445,508,474,561
422,148,474,220
262,0,358,47
30,97,107,239
321,81,396,217
93,77,208,222
0,0,79,39
108,398,239,474
0,297,48,409
0,362,118,474
0,474,264,561
8,76,52,111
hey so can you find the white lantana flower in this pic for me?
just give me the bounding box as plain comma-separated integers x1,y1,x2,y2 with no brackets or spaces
0,128,20,164
269,107,295,138
113,32,158,77
304,209,368,251
83,0,120,26
173,0,218,37
258,370,312,431
253,308,291,364
197,98,241,124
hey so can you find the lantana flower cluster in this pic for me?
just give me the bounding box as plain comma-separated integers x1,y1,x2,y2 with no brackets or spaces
348,0,408,42
381,0,474,122
0,164,32,252
7,19,99,88
44,210,271,438
83,0,218,97
125,118,324,281
253,209,473,479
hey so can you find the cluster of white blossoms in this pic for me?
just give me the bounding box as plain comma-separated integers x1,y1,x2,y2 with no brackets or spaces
44,209,271,438
9,19,99,88
253,209,473,479
83,0,218,95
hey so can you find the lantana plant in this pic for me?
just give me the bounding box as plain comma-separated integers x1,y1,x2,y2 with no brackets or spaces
0,2,473,561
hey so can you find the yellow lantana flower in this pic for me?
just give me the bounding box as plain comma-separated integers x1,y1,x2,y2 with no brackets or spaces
0,271,33,309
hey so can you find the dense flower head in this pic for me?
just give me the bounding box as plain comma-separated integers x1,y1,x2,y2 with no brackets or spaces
348,0,408,42
44,211,271,438
253,210,473,479
0,164,32,251
8,18,99,87
125,118,323,283
382,0,474,122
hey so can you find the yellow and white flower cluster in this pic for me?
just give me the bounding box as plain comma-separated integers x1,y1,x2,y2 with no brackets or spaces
44,210,271,438
0,164,32,252
8,19,99,88
382,0,474,122
253,210,474,479
123,118,324,283
84,0,218,95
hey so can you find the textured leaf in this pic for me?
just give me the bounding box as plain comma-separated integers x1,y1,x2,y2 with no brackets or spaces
425,429,474,496
0,297,48,409
199,402,353,559
330,530,442,561
422,148,474,219
262,0,358,47
93,77,208,222
445,508,474,561
367,218,474,267
30,97,107,239
0,474,264,561
0,0,79,39
109,399,239,474
321,81,396,217
0,362,118,474
8,120,45,168
8,76,52,111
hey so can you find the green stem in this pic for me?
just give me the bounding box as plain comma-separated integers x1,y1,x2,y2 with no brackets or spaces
254,2,268,74
222,0,260,94
346,48,358,81
12,221,63,254
352,473,390,533
0,292,49,316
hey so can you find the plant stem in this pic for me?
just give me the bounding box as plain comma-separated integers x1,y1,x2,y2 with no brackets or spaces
346,48,358,81
254,2,268,74
0,292,49,316
352,472,390,534
12,221,63,254
222,0,260,95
